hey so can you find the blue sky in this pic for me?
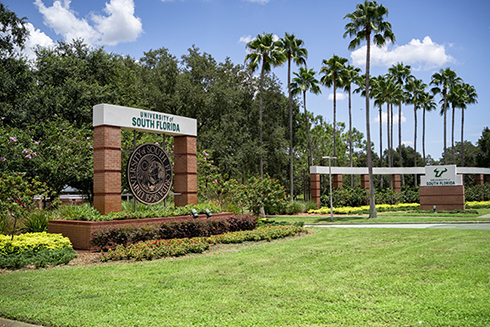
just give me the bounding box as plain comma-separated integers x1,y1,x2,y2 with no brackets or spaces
4,0,490,163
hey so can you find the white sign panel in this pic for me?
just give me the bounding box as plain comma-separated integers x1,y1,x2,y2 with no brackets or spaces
93,104,197,136
421,165,462,186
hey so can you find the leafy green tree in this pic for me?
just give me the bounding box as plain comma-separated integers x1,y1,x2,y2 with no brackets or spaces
278,33,307,201
344,0,395,218
476,127,490,168
0,3,28,57
245,33,286,177
291,67,321,169
320,55,348,164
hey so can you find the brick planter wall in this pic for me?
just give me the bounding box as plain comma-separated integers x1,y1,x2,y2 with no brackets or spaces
48,212,235,250
419,185,465,211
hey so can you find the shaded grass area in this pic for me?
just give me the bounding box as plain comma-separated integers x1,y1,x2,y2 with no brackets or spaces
1,228,489,326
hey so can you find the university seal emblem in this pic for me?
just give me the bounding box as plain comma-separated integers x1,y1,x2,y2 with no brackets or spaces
127,143,173,205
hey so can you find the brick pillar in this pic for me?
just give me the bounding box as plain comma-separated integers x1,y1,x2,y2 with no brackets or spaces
475,174,484,185
93,125,121,215
174,136,197,207
392,174,401,193
333,174,343,189
310,174,321,209
361,174,370,190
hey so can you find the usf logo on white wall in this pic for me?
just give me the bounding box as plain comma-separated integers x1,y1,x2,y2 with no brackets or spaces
420,165,462,186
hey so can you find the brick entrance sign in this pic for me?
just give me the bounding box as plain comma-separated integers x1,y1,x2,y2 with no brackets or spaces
93,104,197,215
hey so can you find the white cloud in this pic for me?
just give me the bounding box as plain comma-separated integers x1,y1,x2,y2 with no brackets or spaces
22,23,55,59
327,92,347,101
246,0,269,3
239,35,253,44
92,0,143,45
374,111,407,124
351,36,455,71
34,0,142,46
402,140,413,147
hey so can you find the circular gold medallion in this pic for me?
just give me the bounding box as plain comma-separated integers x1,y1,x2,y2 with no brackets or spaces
127,143,173,205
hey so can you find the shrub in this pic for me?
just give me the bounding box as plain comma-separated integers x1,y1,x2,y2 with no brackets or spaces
465,184,490,202
375,188,402,205
0,173,48,237
0,232,73,256
22,210,50,233
91,215,258,250
246,175,288,215
0,247,78,269
101,225,308,262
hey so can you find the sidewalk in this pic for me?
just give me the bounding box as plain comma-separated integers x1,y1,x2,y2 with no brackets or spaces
305,222,490,230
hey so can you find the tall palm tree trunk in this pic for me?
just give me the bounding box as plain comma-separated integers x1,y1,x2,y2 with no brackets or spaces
414,105,418,186
303,91,313,168
443,93,448,164
259,64,265,178
423,108,426,166
365,33,376,218
349,87,354,188
451,104,456,164
287,56,294,201
461,108,465,167
398,103,404,186
379,104,383,188
333,80,337,165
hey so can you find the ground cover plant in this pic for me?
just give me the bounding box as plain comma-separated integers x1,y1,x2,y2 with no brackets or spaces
0,228,488,326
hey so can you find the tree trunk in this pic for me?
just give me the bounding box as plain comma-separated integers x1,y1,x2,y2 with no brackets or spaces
259,62,265,178
423,108,426,166
398,103,405,186
443,91,448,164
333,79,337,166
379,104,383,188
304,91,313,168
349,85,354,188
452,103,456,164
414,105,418,187
461,107,465,167
365,33,377,218
288,56,294,201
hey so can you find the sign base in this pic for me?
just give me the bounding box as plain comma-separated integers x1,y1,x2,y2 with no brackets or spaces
420,185,465,211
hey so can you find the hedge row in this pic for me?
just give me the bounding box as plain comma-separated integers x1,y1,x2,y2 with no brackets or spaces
100,225,307,262
0,232,72,256
91,215,257,250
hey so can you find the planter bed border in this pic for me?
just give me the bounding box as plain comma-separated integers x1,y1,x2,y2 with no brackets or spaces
48,212,234,250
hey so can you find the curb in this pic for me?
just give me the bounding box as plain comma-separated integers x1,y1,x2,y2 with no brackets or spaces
0,317,43,327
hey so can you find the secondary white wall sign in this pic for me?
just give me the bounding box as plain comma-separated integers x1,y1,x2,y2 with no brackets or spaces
420,165,462,186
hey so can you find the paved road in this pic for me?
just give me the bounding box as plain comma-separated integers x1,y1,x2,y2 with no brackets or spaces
305,222,490,230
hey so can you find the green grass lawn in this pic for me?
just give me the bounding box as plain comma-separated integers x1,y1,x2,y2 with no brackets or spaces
270,208,490,225
1,228,489,326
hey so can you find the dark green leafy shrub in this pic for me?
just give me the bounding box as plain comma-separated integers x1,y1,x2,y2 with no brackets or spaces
375,188,402,205
465,184,490,202
91,215,258,250
0,247,77,269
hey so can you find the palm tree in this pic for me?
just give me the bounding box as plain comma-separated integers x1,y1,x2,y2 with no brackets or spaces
430,68,460,165
245,33,286,177
320,55,348,165
344,0,395,218
388,63,411,185
458,83,478,166
419,91,436,166
447,79,464,164
342,64,361,187
291,67,322,169
278,33,307,201
405,78,426,186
